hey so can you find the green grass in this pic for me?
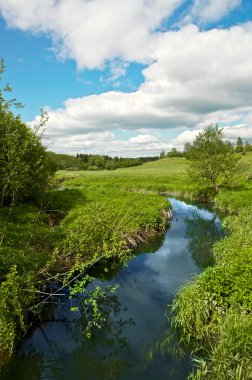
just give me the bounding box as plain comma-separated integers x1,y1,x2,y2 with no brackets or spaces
0,205,61,363
55,157,190,196
168,153,252,379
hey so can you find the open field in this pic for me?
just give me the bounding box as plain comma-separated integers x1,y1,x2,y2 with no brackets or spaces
56,152,252,203
56,157,190,195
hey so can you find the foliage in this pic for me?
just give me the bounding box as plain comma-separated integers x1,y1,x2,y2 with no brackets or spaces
245,140,252,152
187,124,242,199
235,136,244,154
0,58,58,363
0,59,54,206
166,147,184,158
70,282,119,339
0,204,63,365
57,187,170,271
183,142,193,159
0,266,37,363
47,151,159,171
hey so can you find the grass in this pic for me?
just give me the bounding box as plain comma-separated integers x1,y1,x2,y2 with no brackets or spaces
55,157,190,194
168,153,252,379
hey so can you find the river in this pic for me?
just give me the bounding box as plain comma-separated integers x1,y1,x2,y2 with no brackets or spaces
2,198,224,380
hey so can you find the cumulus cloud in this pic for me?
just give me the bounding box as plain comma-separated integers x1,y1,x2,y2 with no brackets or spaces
129,134,158,144
28,22,252,154
190,0,241,24
1,1,252,155
0,0,183,70
223,124,252,141
44,131,171,156
170,123,252,151
171,129,202,149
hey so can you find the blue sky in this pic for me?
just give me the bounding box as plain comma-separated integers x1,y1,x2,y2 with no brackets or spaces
0,0,252,156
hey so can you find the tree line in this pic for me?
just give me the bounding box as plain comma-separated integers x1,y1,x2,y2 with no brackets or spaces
46,152,159,171
160,136,252,159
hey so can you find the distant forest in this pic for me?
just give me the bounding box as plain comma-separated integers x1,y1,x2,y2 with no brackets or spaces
47,152,159,171
47,137,252,172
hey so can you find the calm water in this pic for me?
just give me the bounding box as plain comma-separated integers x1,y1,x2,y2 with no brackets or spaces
2,198,224,380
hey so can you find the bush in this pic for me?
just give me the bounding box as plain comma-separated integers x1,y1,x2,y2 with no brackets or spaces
0,59,54,205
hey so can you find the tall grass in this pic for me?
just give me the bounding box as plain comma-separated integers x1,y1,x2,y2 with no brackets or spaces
169,154,252,379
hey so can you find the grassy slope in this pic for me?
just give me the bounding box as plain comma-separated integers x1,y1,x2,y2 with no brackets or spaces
56,157,189,194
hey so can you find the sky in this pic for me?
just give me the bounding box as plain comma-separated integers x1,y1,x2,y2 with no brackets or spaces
0,0,252,157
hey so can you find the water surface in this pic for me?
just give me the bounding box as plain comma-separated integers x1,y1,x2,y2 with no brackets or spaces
2,198,224,380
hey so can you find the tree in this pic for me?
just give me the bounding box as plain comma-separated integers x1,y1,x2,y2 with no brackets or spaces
188,124,241,197
245,140,252,152
235,137,244,153
160,150,166,159
183,142,192,159
167,147,183,158
0,58,54,206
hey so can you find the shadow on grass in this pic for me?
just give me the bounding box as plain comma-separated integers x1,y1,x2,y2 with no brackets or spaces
44,188,87,212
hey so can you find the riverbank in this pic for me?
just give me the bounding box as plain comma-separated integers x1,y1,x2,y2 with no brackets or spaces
168,154,252,379
2,198,224,380
0,167,173,366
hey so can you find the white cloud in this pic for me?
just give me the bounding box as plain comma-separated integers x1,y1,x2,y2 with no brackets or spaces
129,134,158,144
29,22,252,154
44,131,171,156
223,124,252,141
0,0,183,70
190,0,241,24
170,123,252,151
171,129,202,148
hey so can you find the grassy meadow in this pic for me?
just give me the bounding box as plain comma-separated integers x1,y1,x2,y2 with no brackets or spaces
55,156,190,194
0,152,251,377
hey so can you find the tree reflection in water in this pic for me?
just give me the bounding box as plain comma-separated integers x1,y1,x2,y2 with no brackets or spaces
185,211,224,269
70,286,135,380
3,288,135,380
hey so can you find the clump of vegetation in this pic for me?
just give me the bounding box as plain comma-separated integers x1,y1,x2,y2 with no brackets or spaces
171,208,252,379
166,127,252,379
60,189,170,262
0,58,59,363
0,60,54,206
186,124,244,200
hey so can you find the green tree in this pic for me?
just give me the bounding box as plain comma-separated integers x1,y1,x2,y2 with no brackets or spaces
245,140,252,152
167,147,183,158
159,150,166,159
235,136,244,153
0,58,54,206
188,124,241,197
183,142,192,159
